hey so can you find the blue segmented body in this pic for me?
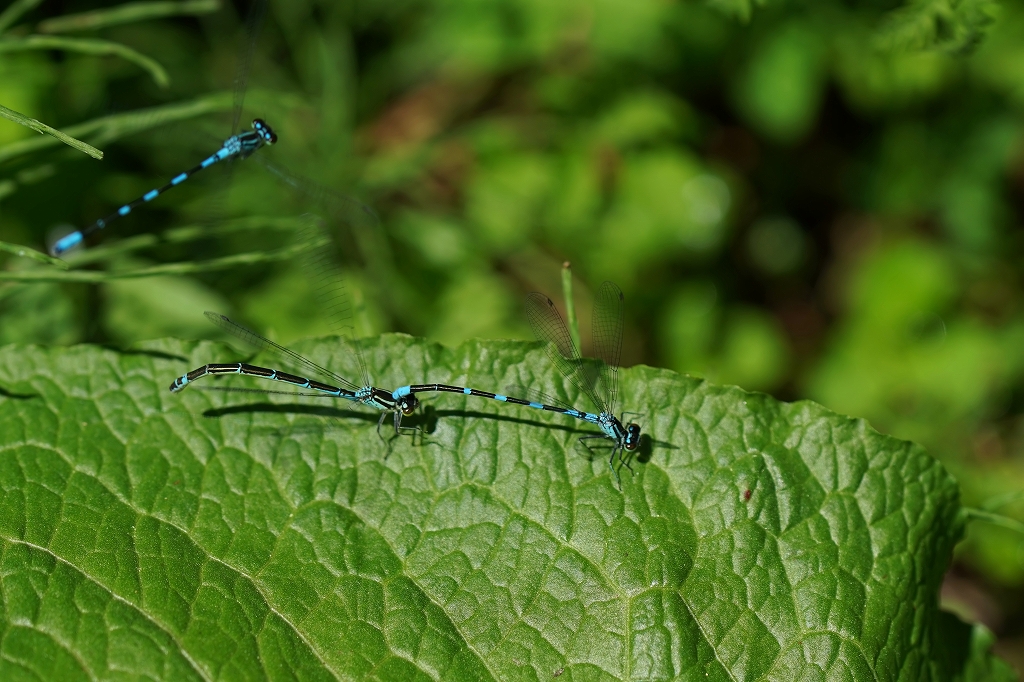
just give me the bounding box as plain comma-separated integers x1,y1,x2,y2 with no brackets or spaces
169,312,420,439
170,362,406,412
391,382,640,467
171,362,353,398
393,281,644,485
51,119,277,256
170,361,418,436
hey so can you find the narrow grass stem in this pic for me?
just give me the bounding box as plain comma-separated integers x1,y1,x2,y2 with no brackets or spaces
38,0,220,33
561,261,582,353
0,104,103,159
0,243,311,283
963,507,1024,536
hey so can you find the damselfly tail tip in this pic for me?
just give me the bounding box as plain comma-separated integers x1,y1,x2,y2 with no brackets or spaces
47,225,83,257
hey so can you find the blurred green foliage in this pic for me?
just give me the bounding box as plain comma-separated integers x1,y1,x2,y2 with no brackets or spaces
3,0,1024,654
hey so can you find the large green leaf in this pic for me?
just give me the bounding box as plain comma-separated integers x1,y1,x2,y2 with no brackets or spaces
0,336,1013,681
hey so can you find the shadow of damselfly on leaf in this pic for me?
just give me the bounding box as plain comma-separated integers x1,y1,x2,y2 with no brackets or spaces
168,212,441,460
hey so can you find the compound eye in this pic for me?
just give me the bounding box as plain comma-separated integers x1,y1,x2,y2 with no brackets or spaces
624,424,641,450
252,119,276,144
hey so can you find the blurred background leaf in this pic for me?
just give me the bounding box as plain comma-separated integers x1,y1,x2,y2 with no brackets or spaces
4,0,1024,671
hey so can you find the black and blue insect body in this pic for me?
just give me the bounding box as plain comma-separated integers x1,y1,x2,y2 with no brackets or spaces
169,209,420,439
52,120,277,255
170,311,419,439
51,0,377,257
392,281,642,483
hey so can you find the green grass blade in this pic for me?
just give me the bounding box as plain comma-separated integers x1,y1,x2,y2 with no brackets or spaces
63,216,309,267
0,240,69,269
981,489,1024,512
0,35,169,87
0,0,43,35
38,0,220,34
0,103,103,159
0,91,233,165
963,507,1024,536
561,260,582,354
0,243,311,282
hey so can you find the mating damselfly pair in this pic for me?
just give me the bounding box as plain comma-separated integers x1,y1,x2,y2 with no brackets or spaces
169,279,644,483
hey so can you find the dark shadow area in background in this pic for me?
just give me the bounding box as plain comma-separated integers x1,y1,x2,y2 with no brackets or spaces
931,610,975,678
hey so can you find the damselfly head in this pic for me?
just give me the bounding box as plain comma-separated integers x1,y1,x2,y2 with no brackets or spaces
624,423,641,451
252,119,277,145
399,394,419,416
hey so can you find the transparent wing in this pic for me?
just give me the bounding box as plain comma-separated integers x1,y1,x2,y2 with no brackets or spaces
232,0,268,134
525,292,606,413
591,281,624,414
296,216,373,388
203,310,361,392
254,155,410,326
254,155,380,234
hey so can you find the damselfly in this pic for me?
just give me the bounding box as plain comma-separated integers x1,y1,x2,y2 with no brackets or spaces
50,0,377,259
170,216,418,439
170,311,420,439
394,281,642,484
